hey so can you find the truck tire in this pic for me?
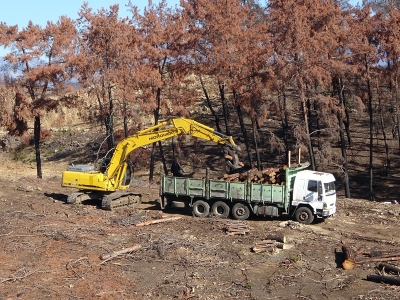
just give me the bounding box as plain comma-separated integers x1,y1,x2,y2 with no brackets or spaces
294,207,314,224
211,201,230,218
232,203,250,220
192,200,210,218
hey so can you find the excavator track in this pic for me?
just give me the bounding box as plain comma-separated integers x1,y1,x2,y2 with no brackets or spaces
67,192,103,204
101,191,142,210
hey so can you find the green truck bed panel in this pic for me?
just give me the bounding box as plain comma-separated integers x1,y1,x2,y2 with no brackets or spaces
161,176,285,204
250,183,285,204
162,176,205,197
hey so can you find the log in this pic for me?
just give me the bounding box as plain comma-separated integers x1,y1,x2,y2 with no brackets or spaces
378,263,400,275
266,234,287,243
227,230,250,236
342,243,357,270
223,173,240,180
100,244,141,260
135,216,182,227
225,154,233,160
252,245,275,253
367,274,400,286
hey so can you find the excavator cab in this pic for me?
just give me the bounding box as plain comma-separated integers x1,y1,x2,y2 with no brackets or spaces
99,157,132,187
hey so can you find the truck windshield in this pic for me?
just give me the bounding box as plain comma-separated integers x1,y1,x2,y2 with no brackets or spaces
324,182,336,194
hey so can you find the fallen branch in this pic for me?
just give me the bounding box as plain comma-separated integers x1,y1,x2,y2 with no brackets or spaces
135,216,182,227
368,251,400,258
100,244,141,261
356,256,400,264
0,268,39,284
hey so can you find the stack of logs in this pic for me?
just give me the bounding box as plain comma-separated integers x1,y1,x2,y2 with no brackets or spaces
222,220,251,235
252,234,293,253
222,166,287,184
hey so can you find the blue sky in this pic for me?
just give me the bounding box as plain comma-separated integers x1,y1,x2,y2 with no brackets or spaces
0,0,360,29
0,0,360,56
0,0,180,28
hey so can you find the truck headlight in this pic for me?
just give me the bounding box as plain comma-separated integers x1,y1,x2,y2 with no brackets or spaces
323,202,327,209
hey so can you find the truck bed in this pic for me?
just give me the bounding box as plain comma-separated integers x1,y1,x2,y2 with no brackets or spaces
160,176,286,205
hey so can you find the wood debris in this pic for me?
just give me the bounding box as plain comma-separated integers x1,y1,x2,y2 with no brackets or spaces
367,263,400,286
378,262,400,275
221,166,287,184
135,216,182,227
222,220,251,235
366,274,400,286
252,234,292,253
340,241,400,270
100,244,141,261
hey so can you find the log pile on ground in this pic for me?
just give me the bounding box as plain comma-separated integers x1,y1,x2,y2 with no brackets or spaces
252,234,293,253
222,166,287,184
221,220,251,235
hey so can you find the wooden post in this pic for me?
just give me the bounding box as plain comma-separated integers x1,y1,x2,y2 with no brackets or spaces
206,167,210,200
298,148,301,164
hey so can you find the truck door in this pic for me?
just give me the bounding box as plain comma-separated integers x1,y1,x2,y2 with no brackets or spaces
305,180,322,202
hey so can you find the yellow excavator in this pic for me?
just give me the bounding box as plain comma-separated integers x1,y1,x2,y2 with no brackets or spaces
62,117,239,210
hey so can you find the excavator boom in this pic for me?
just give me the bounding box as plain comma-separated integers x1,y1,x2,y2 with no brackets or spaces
105,118,235,180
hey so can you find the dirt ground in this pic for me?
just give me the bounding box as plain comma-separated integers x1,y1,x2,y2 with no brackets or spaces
0,151,400,300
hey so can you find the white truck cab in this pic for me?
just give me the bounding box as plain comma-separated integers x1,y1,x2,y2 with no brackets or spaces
291,170,337,222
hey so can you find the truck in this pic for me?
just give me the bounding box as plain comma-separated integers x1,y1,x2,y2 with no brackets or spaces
159,162,336,224
61,117,241,210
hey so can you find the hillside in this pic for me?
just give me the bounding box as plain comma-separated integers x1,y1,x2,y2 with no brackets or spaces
0,114,400,299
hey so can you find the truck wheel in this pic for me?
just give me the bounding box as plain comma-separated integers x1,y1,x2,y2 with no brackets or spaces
211,201,230,218
192,200,210,218
295,207,314,224
232,203,250,220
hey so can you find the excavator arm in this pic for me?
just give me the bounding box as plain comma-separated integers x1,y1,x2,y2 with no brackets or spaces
62,117,237,193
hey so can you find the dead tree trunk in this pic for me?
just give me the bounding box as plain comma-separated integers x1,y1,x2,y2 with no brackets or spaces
365,56,374,201
343,97,353,147
234,91,252,167
219,82,231,136
252,117,262,170
199,75,222,132
105,85,115,151
333,77,350,198
278,90,290,165
34,116,42,179
300,87,316,170
378,89,390,177
149,86,162,182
